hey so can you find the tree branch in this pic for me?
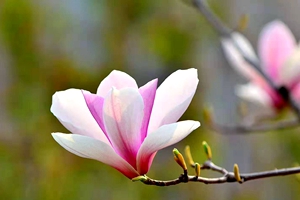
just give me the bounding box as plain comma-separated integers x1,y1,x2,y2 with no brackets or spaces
209,119,299,134
141,159,300,186
133,146,300,186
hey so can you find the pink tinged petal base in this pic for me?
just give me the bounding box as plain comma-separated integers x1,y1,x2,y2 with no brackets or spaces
97,70,138,97
82,91,107,135
138,79,158,142
137,120,200,175
52,133,139,179
148,69,199,134
50,89,109,144
258,20,296,83
103,87,144,168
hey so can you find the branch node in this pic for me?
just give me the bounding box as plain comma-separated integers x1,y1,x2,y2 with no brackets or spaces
179,170,189,183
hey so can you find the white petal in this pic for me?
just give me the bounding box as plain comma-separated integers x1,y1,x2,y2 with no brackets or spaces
148,69,198,134
231,32,258,62
97,70,138,97
52,133,139,178
235,83,275,112
103,87,144,167
221,33,262,82
51,89,109,144
137,120,200,174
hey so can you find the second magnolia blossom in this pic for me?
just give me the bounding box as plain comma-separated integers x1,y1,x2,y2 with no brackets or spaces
221,20,300,113
51,69,200,178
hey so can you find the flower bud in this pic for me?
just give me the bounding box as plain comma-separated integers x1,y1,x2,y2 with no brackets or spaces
173,148,187,170
234,164,242,183
202,141,212,160
194,163,201,177
184,145,195,166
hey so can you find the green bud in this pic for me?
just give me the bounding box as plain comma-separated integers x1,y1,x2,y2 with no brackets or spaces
202,141,212,160
173,148,187,170
237,14,249,32
173,148,180,157
194,163,201,177
234,164,242,183
203,106,213,126
185,145,195,166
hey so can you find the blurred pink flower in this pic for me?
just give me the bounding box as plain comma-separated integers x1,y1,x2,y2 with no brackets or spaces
51,69,200,178
221,20,300,113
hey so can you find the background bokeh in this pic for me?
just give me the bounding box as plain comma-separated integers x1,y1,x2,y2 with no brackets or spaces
1,0,300,199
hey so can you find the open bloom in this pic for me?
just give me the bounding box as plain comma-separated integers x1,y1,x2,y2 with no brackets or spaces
51,69,200,178
221,20,300,114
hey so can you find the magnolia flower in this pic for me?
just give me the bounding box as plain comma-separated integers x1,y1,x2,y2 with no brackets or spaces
221,20,300,114
51,69,200,179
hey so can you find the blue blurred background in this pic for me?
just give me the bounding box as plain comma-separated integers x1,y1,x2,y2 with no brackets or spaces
1,0,300,199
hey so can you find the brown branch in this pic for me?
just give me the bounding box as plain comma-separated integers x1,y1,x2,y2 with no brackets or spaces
192,0,276,90
134,146,300,186
201,160,228,175
192,0,300,119
209,119,300,134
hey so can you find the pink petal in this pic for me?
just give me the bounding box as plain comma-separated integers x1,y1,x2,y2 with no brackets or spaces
103,88,144,168
51,89,109,144
138,79,158,142
52,133,139,179
82,91,107,137
291,82,300,102
147,69,199,134
137,120,200,175
97,70,138,97
258,20,296,83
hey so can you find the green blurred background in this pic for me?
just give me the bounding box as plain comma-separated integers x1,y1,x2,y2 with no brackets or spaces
1,0,300,199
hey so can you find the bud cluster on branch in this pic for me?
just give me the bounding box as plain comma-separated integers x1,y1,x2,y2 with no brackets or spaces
132,142,300,186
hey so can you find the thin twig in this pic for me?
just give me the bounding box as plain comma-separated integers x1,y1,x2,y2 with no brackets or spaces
192,0,300,119
209,119,299,134
192,0,276,89
192,0,231,36
201,160,228,175
136,145,300,186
